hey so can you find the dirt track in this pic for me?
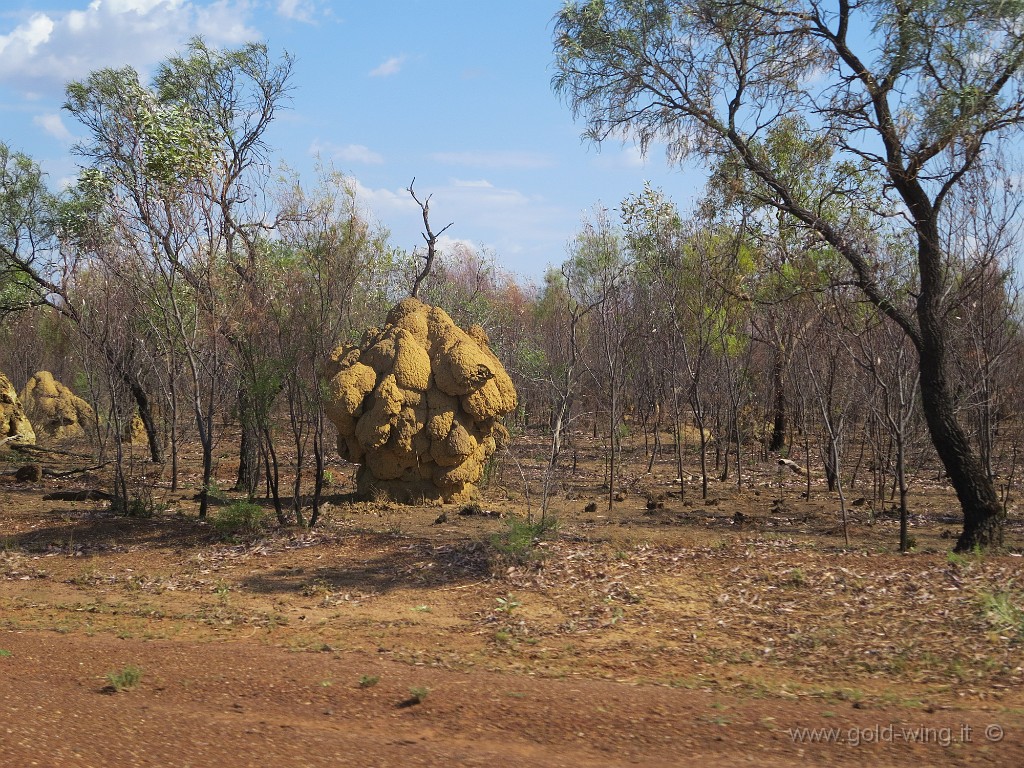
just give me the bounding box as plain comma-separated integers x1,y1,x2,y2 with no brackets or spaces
2,437,1023,766
2,630,1020,767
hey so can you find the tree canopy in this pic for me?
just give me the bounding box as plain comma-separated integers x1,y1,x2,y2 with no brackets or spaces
554,0,1024,550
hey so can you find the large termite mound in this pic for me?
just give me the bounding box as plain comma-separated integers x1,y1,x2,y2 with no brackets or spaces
324,298,516,503
20,371,95,441
0,372,35,445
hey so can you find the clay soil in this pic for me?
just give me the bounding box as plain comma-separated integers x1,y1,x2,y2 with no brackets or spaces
1,433,1023,767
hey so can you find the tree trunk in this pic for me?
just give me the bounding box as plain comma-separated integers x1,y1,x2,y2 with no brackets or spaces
768,354,786,452
917,344,1004,551
127,378,162,464
915,228,1005,551
235,388,262,496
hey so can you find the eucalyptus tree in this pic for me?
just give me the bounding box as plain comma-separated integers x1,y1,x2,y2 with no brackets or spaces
270,170,396,526
62,38,295,518
531,268,584,471
553,0,1024,550
0,144,55,322
701,119,854,457
563,209,632,508
802,306,861,547
1,140,170,479
940,159,1023,487
621,183,743,497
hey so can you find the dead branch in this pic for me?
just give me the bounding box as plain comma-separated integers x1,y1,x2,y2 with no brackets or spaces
407,178,453,298
42,489,114,502
44,461,113,478
10,443,98,461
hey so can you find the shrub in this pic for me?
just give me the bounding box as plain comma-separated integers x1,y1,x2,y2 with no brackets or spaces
104,665,142,692
210,501,270,541
490,515,558,565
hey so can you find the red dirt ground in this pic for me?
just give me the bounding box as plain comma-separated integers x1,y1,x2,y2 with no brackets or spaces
1,435,1022,766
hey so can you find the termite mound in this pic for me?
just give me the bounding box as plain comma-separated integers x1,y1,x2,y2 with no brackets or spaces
324,298,516,503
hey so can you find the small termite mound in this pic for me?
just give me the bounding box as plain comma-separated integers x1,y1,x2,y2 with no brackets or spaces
0,372,35,446
20,371,94,441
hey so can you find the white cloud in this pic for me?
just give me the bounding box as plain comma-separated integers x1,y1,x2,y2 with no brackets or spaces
435,234,481,254
429,150,554,170
451,178,493,189
591,143,649,169
276,0,317,23
309,140,384,165
347,178,420,218
0,1,259,92
32,112,74,143
0,13,54,58
369,55,406,78
346,175,569,273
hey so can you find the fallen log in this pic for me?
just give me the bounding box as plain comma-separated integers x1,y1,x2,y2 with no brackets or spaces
41,489,113,502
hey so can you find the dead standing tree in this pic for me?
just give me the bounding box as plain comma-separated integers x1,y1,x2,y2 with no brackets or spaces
407,179,453,299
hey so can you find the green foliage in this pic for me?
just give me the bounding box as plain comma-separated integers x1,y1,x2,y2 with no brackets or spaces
980,591,1024,639
358,675,380,688
490,515,559,565
551,0,1023,326
136,102,219,186
210,501,270,541
0,143,53,317
495,595,522,615
104,665,142,692
111,495,156,519
407,686,430,704
205,479,228,504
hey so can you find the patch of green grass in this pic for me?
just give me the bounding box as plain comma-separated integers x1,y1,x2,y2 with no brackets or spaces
408,686,430,704
210,501,270,541
980,591,1024,639
495,595,521,615
358,675,380,688
0,649,11,658
785,568,806,587
104,665,142,692
947,550,973,568
490,515,558,565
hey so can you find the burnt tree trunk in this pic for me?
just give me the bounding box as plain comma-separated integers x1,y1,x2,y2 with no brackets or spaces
767,353,786,452
912,206,1004,551
127,377,162,464
235,387,262,497
917,305,1004,551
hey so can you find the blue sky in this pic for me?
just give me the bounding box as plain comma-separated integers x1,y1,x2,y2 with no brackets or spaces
0,0,705,282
